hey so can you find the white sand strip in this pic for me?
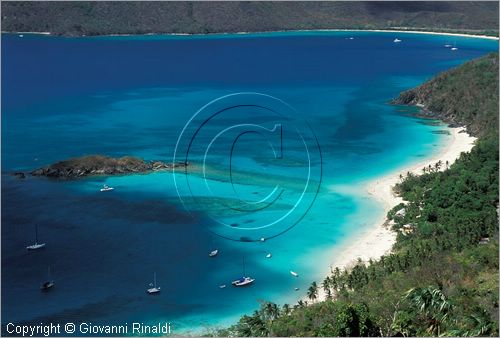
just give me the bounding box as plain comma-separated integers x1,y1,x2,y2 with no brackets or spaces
313,127,476,302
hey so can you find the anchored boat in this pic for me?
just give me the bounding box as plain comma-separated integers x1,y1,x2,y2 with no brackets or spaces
27,225,46,250
147,272,161,294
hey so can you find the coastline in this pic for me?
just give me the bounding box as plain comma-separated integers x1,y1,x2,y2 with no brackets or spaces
2,28,498,40
315,126,477,301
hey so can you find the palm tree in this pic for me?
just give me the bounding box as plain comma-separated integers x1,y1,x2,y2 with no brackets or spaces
405,286,452,335
322,277,331,295
307,281,318,302
282,303,291,316
445,309,495,336
435,160,442,171
262,302,280,322
324,288,332,300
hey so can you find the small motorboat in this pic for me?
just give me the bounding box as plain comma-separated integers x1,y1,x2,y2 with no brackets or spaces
19,34,24,38
290,270,299,277
444,44,452,48
147,272,161,294
209,249,218,257
100,184,114,192
27,225,45,250
451,47,458,51
260,237,266,242
393,38,402,43
232,277,255,287
294,287,300,291
219,284,226,289
266,253,272,258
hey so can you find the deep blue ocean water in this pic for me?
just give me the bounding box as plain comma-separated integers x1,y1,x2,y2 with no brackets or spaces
2,31,498,334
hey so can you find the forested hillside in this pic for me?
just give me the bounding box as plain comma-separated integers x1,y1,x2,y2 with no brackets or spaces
394,53,499,137
1,1,498,36
211,54,499,337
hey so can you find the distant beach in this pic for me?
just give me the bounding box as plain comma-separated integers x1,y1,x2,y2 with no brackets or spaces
3,28,498,40
316,126,476,301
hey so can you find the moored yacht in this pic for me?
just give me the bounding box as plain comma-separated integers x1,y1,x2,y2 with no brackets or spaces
232,277,255,287
27,225,46,250
100,184,114,192
147,272,161,294
232,256,255,287
40,266,54,291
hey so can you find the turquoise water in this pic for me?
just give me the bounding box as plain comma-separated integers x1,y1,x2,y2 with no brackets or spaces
2,31,498,334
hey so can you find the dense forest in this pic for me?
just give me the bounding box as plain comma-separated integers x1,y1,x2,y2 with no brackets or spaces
393,53,499,137
209,54,499,337
1,1,498,36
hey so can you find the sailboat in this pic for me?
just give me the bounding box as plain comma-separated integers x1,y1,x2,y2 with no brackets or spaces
40,266,54,291
146,272,161,294
232,257,255,287
209,249,218,257
290,270,299,277
27,225,46,250
393,38,402,43
451,41,458,51
100,184,114,192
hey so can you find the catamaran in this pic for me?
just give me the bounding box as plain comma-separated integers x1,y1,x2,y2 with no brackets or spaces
100,184,114,192
232,257,255,287
40,266,54,291
147,272,161,294
232,277,255,286
27,225,46,250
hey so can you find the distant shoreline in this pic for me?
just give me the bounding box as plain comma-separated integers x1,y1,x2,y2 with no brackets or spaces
3,28,499,40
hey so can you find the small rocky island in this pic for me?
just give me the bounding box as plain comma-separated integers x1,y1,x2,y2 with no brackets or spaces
29,155,188,178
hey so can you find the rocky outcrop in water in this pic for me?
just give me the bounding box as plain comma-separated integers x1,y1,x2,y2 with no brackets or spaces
30,155,188,178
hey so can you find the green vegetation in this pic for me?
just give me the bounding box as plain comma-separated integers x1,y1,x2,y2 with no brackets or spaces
1,1,498,36
210,54,499,336
394,53,499,137
29,155,186,178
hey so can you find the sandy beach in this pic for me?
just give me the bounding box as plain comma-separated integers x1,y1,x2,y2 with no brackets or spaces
314,126,477,301
5,28,498,41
